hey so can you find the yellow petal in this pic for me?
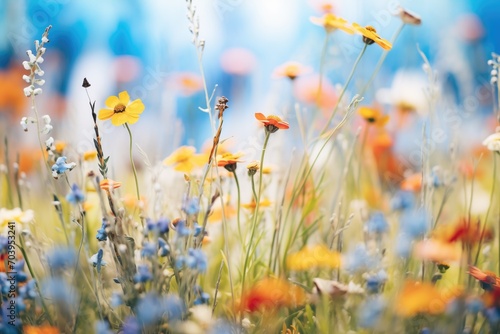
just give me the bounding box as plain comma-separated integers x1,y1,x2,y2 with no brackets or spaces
125,114,140,124
98,108,114,120
127,99,145,116
174,161,194,173
105,95,120,109
118,91,131,105
111,113,127,126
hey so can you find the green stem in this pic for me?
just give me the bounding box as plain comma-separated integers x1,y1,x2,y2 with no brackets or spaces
232,170,242,241
250,174,258,203
124,123,140,201
241,131,271,310
320,44,367,136
3,137,14,208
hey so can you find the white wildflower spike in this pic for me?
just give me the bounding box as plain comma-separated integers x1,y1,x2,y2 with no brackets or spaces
22,25,51,98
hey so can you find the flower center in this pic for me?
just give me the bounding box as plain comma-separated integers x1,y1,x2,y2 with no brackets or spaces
114,103,126,113
365,26,377,33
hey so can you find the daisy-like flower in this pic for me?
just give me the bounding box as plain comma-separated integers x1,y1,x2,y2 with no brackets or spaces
272,61,312,80
98,91,145,126
99,179,122,191
468,266,500,291
358,106,389,127
255,113,289,133
483,131,500,152
217,152,244,172
246,161,260,176
396,7,422,25
286,244,341,271
352,23,392,50
310,13,354,34
163,146,207,173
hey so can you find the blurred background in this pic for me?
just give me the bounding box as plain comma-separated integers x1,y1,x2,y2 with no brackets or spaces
0,0,499,170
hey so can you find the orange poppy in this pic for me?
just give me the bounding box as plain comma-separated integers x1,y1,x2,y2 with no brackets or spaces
352,24,392,50
255,113,289,132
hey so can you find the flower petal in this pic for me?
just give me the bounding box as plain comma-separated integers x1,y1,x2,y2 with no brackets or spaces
105,96,120,109
118,91,130,105
111,113,127,126
127,99,145,116
255,113,266,121
98,108,114,120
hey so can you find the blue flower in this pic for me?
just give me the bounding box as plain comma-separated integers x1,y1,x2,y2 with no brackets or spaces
343,244,378,274
358,296,386,328
366,270,388,294
13,260,28,283
395,233,413,258
391,190,415,211
122,317,140,334
134,264,152,283
185,248,207,272
47,247,77,271
158,238,170,257
66,183,85,204
136,293,185,325
42,277,77,307
365,212,389,234
90,249,106,273
51,156,76,179
141,242,157,258
0,236,8,254
175,220,191,237
111,292,123,307
400,210,429,238
96,219,109,241
484,307,500,327
182,196,200,215
193,222,203,237
146,217,170,234
19,280,37,300
467,298,484,314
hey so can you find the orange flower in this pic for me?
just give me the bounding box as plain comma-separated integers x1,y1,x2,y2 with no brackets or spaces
468,266,500,290
24,326,60,334
287,244,341,271
401,173,422,192
396,281,462,317
272,61,312,80
170,72,203,96
99,179,122,191
239,277,306,312
217,152,244,172
242,198,272,210
163,146,207,173
358,106,389,126
352,23,392,50
436,219,493,246
310,14,354,34
255,113,289,133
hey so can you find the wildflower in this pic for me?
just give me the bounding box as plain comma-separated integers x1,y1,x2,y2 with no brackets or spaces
177,248,207,272
40,114,53,134
358,296,386,328
217,152,244,172
358,106,389,126
467,297,485,314
46,247,77,271
247,161,259,176
401,173,422,192
239,277,306,312
342,244,378,273
294,74,338,110
182,196,200,215
51,156,76,179
141,242,156,258
483,131,500,152
352,23,392,50
365,270,388,294
66,183,85,204
413,239,461,263
169,72,204,96
83,150,98,161
396,7,422,25
312,278,364,298
157,238,170,257
286,244,341,271
22,26,51,98
24,326,60,334
391,190,415,211
99,179,121,191
365,211,389,234
310,13,354,34
400,210,429,238
242,198,272,210
272,61,312,80
134,264,153,283
255,113,289,133
439,218,493,246
468,266,500,291
136,294,185,325
122,317,140,334
96,219,109,241
163,146,207,173
146,217,170,234
98,91,145,126
0,208,34,228
173,219,191,237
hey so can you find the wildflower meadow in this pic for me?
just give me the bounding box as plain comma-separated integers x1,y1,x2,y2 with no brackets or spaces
1,1,500,333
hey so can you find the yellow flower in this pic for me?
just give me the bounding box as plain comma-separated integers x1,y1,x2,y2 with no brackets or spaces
242,198,272,210
0,208,34,229
217,152,244,172
98,91,145,126
287,244,341,271
358,106,389,126
83,150,97,161
54,140,66,153
163,146,207,173
310,13,354,34
352,23,392,50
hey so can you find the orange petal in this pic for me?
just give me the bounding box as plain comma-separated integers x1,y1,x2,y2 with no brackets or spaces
255,113,266,121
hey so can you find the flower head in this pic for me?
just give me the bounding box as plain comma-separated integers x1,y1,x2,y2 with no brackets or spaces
217,152,244,172
358,106,389,126
99,179,121,191
247,161,260,176
90,249,106,273
468,266,500,291
66,184,85,204
272,61,311,80
483,131,500,152
287,244,341,271
310,14,354,34
255,113,289,133
22,26,51,98
98,91,145,126
51,156,76,179
396,7,422,25
352,23,392,50
365,211,389,234
163,146,207,173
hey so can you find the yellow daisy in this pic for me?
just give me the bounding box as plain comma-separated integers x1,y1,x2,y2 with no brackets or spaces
98,91,145,126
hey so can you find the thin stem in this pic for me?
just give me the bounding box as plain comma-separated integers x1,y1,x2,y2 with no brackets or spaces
250,174,258,203
320,44,367,136
241,131,271,311
360,22,405,97
232,170,242,241
357,124,370,198
3,137,14,208
124,123,140,201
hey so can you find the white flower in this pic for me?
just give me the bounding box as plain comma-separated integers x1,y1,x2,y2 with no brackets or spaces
42,115,51,124
0,208,34,228
45,136,54,149
23,86,33,97
483,132,500,152
41,124,53,135
20,117,29,131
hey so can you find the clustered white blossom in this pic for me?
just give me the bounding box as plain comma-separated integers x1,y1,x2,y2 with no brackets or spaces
22,25,51,97
487,53,500,85
20,114,53,134
483,127,500,153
